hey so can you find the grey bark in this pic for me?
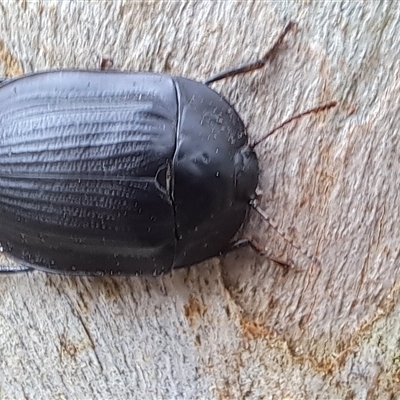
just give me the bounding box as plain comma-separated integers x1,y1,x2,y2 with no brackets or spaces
0,1,399,399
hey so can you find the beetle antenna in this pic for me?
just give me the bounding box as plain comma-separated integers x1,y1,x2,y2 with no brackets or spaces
251,101,337,148
204,21,296,85
251,201,321,267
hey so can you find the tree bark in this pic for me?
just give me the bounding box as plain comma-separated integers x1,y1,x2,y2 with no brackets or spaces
0,1,399,399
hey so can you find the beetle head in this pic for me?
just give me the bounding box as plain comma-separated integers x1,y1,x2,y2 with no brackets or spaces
234,145,259,202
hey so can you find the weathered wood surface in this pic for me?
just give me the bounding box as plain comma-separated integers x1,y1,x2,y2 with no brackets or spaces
0,1,399,399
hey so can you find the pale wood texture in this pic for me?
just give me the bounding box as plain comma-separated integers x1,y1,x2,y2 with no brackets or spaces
0,1,399,399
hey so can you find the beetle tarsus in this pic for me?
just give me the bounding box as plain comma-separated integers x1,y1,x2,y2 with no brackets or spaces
203,21,296,85
229,236,291,268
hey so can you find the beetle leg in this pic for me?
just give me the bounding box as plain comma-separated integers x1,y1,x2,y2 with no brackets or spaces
0,264,33,274
228,236,291,269
0,253,34,274
251,202,321,267
204,21,296,85
251,101,338,147
100,57,114,70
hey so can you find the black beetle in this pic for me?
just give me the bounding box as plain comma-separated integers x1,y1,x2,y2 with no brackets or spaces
0,23,335,275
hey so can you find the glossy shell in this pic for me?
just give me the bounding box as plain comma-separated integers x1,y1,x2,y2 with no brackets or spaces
0,71,258,275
